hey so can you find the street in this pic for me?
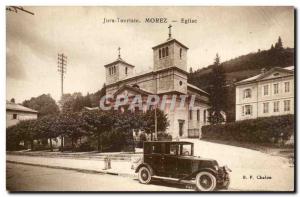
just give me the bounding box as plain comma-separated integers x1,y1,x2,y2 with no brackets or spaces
6,139,294,192
6,163,192,192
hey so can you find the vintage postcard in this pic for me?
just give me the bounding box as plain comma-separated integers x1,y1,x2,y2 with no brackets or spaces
6,6,295,192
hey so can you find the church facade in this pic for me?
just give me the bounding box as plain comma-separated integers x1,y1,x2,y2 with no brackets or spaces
104,28,210,139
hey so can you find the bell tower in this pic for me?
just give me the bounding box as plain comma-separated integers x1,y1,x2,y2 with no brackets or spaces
104,47,134,85
152,25,188,71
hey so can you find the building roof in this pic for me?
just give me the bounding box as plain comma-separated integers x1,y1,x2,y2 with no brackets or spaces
106,66,188,88
104,58,135,68
152,38,189,50
113,85,152,97
236,66,294,85
6,102,38,113
187,83,209,95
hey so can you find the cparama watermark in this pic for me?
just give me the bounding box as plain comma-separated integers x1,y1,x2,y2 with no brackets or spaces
99,94,198,112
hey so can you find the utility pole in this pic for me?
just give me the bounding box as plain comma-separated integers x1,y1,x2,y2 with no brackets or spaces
57,53,67,98
57,53,67,152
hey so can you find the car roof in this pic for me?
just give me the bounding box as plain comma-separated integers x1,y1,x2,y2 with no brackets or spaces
144,141,193,145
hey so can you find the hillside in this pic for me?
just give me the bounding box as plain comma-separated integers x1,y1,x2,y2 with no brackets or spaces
188,47,294,91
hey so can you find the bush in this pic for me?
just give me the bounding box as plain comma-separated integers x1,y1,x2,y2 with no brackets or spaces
157,132,172,141
202,115,294,144
135,132,147,148
75,142,94,152
101,130,135,152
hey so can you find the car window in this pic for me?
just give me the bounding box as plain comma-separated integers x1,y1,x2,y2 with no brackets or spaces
165,144,178,155
181,144,192,156
170,145,177,155
152,144,161,154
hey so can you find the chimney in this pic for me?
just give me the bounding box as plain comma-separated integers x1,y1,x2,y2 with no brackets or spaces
261,68,266,74
10,98,15,103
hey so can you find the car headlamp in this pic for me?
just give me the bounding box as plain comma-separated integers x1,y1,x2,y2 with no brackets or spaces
223,165,232,172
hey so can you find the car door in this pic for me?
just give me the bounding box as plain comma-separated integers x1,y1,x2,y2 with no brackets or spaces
177,157,193,178
163,143,179,177
144,143,164,175
177,144,193,178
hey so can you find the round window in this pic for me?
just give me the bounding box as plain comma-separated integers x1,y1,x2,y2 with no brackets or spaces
179,81,183,86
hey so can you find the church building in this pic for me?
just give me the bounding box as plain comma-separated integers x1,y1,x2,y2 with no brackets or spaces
104,26,210,139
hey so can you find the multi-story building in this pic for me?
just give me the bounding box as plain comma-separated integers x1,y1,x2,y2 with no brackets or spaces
104,27,210,138
235,66,294,121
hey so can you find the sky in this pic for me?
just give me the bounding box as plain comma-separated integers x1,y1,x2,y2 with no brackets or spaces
6,6,294,103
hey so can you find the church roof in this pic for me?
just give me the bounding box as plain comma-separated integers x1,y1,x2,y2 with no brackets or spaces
113,85,152,97
104,58,135,68
187,83,209,95
236,66,294,85
152,38,189,50
106,66,188,88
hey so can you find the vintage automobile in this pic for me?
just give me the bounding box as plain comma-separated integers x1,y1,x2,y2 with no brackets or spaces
134,141,230,191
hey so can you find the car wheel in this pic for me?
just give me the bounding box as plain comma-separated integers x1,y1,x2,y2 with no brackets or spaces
138,166,152,184
195,171,217,191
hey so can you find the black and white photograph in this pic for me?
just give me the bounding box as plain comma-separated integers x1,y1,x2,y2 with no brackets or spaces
5,6,295,192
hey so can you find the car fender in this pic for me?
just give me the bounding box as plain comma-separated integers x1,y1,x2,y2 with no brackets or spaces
192,168,218,178
135,163,154,175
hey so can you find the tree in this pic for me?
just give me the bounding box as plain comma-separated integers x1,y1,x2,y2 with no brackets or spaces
142,108,169,139
208,54,227,124
64,112,88,151
53,112,87,152
81,110,114,152
15,119,38,150
59,93,81,114
90,83,106,107
59,92,93,113
7,124,22,150
83,93,92,108
35,115,58,151
275,36,283,49
22,94,59,117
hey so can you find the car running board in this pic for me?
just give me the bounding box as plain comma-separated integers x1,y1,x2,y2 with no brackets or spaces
152,176,195,185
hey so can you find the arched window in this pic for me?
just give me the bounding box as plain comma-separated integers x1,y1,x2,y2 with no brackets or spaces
166,47,169,56
113,66,116,74
125,67,128,75
159,49,161,59
162,48,165,57
180,48,182,59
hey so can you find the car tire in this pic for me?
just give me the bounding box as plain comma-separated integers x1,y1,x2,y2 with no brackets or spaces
138,166,152,184
195,171,217,191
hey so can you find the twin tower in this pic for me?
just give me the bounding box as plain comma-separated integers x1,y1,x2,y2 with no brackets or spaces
105,26,189,86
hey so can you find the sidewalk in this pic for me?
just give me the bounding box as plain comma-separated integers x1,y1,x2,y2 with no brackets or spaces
7,150,143,161
7,154,138,178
